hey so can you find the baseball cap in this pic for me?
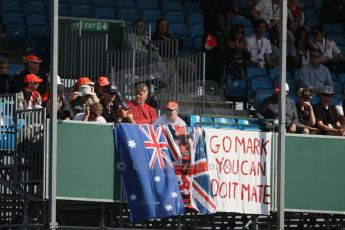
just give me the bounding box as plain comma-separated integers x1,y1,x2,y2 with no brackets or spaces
274,82,289,93
77,76,94,86
96,76,110,87
24,55,42,63
165,101,178,110
297,88,312,99
24,74,43,83
77,85,96,97
205,34,218,50
320,86,334,95
49,75,63,85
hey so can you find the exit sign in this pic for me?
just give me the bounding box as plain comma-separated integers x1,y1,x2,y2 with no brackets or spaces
78,20,109,32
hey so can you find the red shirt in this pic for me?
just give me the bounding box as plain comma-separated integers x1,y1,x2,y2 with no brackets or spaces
127,100,157,124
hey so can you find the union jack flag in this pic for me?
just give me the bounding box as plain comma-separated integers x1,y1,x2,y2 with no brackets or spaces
163,125,217,214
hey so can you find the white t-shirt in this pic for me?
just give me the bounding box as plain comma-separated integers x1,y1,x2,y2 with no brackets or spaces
255,0,280,23
335,103,344,116
153,115,187,126
246,34,272,64
73,112,107,123
311,38,341,61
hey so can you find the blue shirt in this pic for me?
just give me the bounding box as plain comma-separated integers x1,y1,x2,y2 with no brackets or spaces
299,64,333,90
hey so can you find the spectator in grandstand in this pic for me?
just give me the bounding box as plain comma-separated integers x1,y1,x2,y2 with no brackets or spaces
70,85,98,117
71,76,99,102
17,74,43,110
45,75,71,120
153,100,186,126
290,26,310,69
126,83,157,124
225,24,251,81
73,102,106,123
295,88,319,134
0,59,11,95
251,0,280,30
268,27,280,66
94,76,110,99
287,0,304,33
310,24,345,75
200,0,234,84
299,49,333,94
100,85,134,123
335,88,345,128
152,18,184,52
12,55,48,95
231,0,256,19
313,86,345,136
256,82,299,133
246,19,276,68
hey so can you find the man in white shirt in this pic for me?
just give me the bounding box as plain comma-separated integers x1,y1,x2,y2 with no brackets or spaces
153,100,186,126
310,24,345,74
246,19,275,68
251,0,280,29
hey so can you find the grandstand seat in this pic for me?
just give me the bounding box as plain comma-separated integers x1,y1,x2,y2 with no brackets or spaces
229,17,252,28
333,83,343,94
23,2,46,15
5,26,27,45
59,4,70,16
310,95,320,105
187,13,203,26
253,90,274,109
324,24,344,35
164,13,185,24
27,27,50,42
8,64,24,78
138,0,160,11
181,37,194,50
237,118,261,131
189,115,214,127
141,10,161,24
0,1,22,14
269,67,280,79
246,67,269,79
2,14,26,27
92,0,114,8
328,34,345,46
224,76,248,98
190,24,203,38
299,0,314,8
304,9,319,21
115,0,137,10
184,2,201,13
162,1,184,13
118,9,140,22
339,73,345,83
26,15,49,28
289,94,298,103
214,117,238,129
71,6,94,18
0,129,15,151
94,8,116,19
169,24,189,37
332,93,342,106
193,38,202,50
293,68,301,81
69,0,91,6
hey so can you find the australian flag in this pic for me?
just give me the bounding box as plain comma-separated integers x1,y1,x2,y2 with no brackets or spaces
163,125,217,214
114,123,185,222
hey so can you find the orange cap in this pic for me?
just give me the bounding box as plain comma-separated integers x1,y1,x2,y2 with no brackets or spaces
97,76,110,86
24,74,43,83
24,54,42,63
205,34,218,50
165,101,178,110
77,76,94,86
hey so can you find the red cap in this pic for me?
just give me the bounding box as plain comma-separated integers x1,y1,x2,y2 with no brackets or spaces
77,76,94,86
24,55,42,63
97,76,110,86
205,34,218,50
165,101,178,110
24,74,43,83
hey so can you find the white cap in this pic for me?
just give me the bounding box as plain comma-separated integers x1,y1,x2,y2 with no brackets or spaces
49,75,63,85
77,85,95,97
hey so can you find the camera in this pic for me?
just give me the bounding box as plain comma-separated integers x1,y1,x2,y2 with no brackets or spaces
104,85,129,111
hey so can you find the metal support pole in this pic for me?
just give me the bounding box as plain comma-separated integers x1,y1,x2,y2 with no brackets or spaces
49,0,58,229
277,0,288,229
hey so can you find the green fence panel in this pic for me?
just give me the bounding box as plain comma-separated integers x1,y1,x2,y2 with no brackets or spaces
57,121,121,201
285,135,345,213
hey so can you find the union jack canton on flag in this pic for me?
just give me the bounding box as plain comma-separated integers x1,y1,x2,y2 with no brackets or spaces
114,123,185,222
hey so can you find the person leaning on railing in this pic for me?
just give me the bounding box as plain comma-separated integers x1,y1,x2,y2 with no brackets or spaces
17,74,43,111
153,100,186,126
73,102,106,123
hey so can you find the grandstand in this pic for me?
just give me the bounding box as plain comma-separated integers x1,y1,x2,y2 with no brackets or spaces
1,0,345,229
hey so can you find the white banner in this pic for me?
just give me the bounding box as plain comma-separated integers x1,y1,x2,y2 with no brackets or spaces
204,128,271,214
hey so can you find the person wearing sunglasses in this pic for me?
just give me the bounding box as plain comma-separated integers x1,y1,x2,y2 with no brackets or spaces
0,59,11,95
310,24,345,75
153,100,186,126
295,88,319,134
299,49,333,94
12,55,48,95
313,86,345,136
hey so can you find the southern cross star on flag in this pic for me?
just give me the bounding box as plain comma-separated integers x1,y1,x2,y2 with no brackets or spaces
114,124,184,222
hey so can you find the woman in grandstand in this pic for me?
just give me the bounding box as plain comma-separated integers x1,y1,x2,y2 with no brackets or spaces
287,0,304,33
225,24,251,80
